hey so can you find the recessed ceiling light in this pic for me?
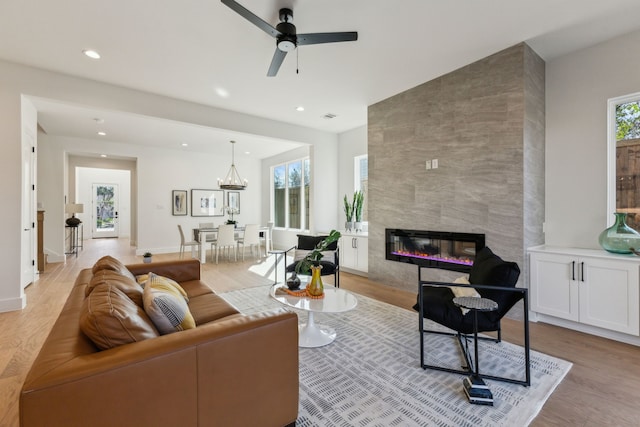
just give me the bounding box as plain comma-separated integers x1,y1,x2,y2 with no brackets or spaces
181,143,188,147
100,154,107,158
83,49,101,59
97,131,106,136
215,87,230,98
296,106,305,112
244,151,251,155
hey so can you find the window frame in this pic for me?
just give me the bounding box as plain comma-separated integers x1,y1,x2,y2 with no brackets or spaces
607,92,640,226
271,156,310,231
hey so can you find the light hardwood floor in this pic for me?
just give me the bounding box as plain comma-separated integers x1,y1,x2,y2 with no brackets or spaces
2,237,640,426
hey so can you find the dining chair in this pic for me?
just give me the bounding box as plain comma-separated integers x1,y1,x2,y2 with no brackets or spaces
212,223,237,263
198,222,217,243
260,221,274,253
238,224,261,260
177,224,201,260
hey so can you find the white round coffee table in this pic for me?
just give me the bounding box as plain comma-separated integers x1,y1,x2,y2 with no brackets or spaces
270,283,358,347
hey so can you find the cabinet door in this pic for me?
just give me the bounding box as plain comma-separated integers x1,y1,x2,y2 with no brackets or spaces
339,237,357,269
580,257,640,336
354,236,368,272
530,252,579,321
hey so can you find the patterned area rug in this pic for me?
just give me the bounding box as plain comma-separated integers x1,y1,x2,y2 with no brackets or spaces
221,286,571,427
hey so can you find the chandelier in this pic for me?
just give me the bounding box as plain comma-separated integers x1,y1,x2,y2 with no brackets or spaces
218,140,248,190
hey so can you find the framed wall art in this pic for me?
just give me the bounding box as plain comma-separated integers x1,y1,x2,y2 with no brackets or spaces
227,191,240,213
172,190,188,216
191,189,224,217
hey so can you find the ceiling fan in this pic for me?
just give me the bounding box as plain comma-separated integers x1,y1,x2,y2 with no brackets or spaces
221,0,358,76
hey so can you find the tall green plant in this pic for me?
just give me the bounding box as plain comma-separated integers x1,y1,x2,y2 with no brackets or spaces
353,190,364,222
343,195,354,222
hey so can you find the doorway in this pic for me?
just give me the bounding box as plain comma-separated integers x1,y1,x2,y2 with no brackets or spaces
92,183,119,238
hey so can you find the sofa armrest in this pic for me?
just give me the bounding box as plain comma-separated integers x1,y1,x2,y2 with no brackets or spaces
20,309,298,427
126,259,201,282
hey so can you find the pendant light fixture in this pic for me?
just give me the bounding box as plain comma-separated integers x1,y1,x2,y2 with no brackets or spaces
218,140,248,190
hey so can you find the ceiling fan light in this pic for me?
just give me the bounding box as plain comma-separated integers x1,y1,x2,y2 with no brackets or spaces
278,40,296,52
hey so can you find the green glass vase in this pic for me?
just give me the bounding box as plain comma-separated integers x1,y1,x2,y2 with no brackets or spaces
598,212,640,254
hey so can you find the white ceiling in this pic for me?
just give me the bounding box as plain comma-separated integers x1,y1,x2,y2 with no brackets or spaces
3,0,640,158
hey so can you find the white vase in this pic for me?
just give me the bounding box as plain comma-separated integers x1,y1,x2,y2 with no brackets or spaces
354,221,363,232
143,256,152,263
345,221,354,231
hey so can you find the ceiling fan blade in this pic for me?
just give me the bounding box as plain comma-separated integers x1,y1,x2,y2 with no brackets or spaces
297,32,358,46
267,48,287,77
221,0,280,38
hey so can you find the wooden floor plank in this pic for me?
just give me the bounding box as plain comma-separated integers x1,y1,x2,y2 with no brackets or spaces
1,237,639,426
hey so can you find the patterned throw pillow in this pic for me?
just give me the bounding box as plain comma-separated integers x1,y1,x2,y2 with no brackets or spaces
136,273,189,301
143,273,195,335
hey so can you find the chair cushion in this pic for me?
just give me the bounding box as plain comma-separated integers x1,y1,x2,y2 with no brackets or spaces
80,283,159,350
143,274,196,335
468,247,521,321
296,234,338,251
286,260,337,275
416,247,522,333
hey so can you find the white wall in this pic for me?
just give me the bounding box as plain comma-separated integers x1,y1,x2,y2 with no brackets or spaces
0,58,340,312
545,28,640,248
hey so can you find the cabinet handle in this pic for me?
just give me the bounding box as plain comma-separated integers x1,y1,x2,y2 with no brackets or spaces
352,238,356,249
581,262,585,282
571,261,575,281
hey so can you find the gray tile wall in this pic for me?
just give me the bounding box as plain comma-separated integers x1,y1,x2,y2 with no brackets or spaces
367,43,545,294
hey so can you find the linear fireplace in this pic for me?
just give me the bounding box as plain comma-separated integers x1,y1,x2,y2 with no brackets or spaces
385,229,485,273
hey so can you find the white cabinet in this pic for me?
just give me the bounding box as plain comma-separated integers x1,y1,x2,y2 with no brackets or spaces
339,233,368,275
529,246,640,337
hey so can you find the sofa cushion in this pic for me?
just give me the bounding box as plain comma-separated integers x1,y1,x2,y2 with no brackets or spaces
187,293,241,325
80,283,159,350
87,270,144,307
180,280,214,298
92,255,137,282
143,274,196,334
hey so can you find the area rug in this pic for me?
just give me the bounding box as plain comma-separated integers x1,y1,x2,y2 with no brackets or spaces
221,286,571,427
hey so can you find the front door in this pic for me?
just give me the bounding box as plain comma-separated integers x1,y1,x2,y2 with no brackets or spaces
92,183,119,238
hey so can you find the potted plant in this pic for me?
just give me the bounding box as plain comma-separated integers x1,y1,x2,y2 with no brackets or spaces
225,206,239,227
143,252,152,263
294,230,342,296
353,190,364,232
343,195,354,231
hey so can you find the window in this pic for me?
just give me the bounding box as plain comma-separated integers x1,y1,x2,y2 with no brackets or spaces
354,154,368,222
608,93,640,230
273,157,310,230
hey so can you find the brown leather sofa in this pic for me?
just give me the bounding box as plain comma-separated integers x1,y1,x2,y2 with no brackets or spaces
20,258,299,427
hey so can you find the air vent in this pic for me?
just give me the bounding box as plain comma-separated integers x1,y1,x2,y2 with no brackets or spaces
323,113,337,119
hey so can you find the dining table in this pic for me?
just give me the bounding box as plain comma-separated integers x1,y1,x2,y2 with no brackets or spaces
193,225,271,264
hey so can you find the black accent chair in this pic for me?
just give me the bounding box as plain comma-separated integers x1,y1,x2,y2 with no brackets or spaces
415,246,530,386
285,234,340,287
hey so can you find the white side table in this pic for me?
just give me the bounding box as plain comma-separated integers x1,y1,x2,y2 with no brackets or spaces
270,284,357,347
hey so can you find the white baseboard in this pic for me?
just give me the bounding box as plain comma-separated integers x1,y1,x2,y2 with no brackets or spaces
534,312,640,346
0,295,26,313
